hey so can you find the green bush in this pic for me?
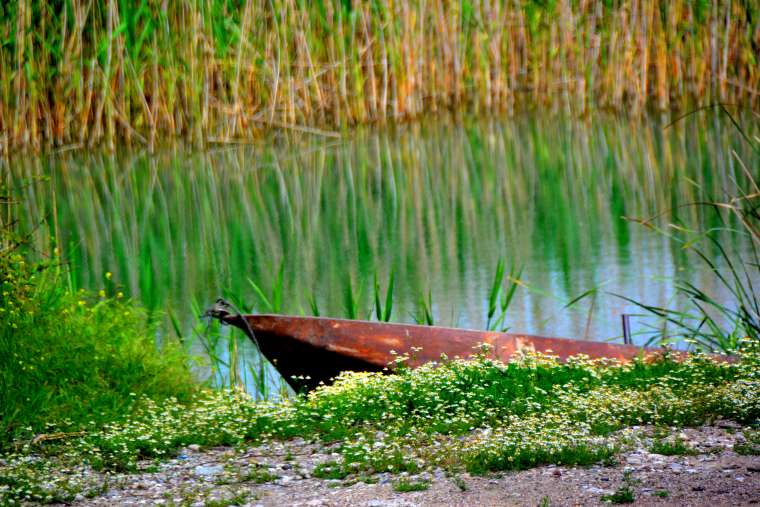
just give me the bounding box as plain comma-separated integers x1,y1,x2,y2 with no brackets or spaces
0,196,197,448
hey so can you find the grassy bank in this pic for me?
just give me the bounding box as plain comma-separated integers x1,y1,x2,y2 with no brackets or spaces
1,0,758,153
1,348,758,503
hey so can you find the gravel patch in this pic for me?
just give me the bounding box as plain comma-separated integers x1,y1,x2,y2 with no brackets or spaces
45,425,759,506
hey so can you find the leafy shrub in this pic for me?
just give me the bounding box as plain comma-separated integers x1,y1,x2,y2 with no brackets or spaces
0,187,197,448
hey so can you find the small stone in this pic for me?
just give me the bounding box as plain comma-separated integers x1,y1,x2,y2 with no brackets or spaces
366,501,417,507
188,444,201,452
669,463,683,473
74,494,85,502
194,464,224,478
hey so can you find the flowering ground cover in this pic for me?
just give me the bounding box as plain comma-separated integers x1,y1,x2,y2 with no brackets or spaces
1,345,758,504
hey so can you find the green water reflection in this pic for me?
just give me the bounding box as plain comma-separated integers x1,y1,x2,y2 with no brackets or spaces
8,114,756,347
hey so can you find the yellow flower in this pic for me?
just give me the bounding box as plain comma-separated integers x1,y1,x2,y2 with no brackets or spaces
105,272,112,280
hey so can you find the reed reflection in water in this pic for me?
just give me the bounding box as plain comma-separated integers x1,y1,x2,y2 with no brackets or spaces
9,114,756,353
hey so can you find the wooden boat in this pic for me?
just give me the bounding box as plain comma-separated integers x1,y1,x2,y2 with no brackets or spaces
205,299,683,391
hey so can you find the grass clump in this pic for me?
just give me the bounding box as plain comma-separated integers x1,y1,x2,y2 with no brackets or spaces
734,430,760,456
204,492,251,507
241,468,278,484
312,461,351,480
602,471,637,503
603,486,635,504
648,438,698,456
392,477,430,492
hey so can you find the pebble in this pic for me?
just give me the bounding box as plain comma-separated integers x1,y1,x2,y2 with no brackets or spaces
366,500,417,507
584,486,612,495
194,464,224,478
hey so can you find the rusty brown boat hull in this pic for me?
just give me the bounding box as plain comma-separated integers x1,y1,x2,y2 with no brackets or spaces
217,314,676,391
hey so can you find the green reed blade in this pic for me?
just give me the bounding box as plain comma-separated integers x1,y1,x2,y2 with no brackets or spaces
248,277,273,313
487,258,505,327
383,270,394,322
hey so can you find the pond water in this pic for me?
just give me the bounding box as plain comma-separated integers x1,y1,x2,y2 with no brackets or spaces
7,114,757,369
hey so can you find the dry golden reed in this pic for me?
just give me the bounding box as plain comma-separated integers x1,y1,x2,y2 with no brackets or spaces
0,0,758,153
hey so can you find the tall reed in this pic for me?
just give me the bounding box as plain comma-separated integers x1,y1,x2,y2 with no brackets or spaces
1,0,758,154
617,110,760,353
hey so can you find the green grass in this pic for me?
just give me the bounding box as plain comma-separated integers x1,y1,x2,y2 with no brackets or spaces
392,478,430,492
0,276,197,447
648,438,698,456
204,492,251,507
0,184,198,449
734,430,760,456
602,471,637,503
240,468,278,484
451,474,467,492
603,486,635,504
312,461,351,480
